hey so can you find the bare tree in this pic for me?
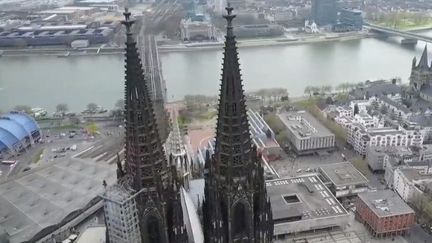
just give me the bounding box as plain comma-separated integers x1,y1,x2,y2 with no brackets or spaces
115,99,124,110
321,85,332,94
14,105,32,114
56,104,69,115
87,103,98,113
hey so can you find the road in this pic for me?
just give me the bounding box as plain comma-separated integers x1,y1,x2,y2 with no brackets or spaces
405,224,432,243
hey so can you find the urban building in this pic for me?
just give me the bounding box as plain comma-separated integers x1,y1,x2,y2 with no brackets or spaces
180,16,216,41
278,110,335,155
372,96,410,121
337,113,382,130
202,5,273,242
266,8,296,25
318,162,369,199
322,105,353,120
103,10,188,243
349,79,401,100
346,124,423,156
350,100,370,115
247,109,283,162
340,9,363,29
268,175,350,239
0,112,41,159
102,185,141,243
383,156,432,189
334,8,363,32
0,25,114,47
38,6,97,20
311,0,337,26
355,190,415,238
366,146,413,172
393,167,432,202
234,24,284,38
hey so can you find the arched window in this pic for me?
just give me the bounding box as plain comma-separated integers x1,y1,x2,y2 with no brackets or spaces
147,215,162,243
233,202,247,235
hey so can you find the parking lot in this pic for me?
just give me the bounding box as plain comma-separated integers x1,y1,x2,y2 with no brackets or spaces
0,121,124,181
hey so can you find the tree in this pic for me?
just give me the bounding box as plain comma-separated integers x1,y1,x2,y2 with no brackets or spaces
14,105,32,114
115,99,124,110
86,122,99,136
380,104,388,114
87,103,98,113
371,99,379,111
56,104,69,115
281,95,289,102
354,104,359,115
390,110,397,120
310,86,320,95
304,86,313,96
322,85,332,94
278,88,288,98
336,83,348,93
325,96,334,104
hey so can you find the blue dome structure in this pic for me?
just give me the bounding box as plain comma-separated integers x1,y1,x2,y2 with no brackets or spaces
0,112,40,156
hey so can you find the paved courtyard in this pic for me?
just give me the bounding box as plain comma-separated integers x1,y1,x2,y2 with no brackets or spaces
274,213,410,243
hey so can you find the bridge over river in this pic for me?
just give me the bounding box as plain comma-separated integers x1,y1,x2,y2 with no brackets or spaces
364,22,432,44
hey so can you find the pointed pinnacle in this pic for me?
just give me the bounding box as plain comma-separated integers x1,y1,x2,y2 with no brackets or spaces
122,8,135,35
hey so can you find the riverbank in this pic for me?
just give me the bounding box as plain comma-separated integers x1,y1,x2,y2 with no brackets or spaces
158,32,371,52
0,46,123,58
0,32,370,57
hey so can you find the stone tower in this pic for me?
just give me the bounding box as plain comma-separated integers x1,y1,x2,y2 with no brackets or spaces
119,9,187,243
410,45,432,92
202,4,273,243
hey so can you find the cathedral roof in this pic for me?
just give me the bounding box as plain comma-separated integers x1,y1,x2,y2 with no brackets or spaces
418,45,429,69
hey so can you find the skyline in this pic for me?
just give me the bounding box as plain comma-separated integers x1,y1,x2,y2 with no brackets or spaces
2,0,432,243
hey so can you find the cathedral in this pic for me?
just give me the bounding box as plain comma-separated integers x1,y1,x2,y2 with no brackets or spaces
410,45,432,102
103,5,273,243
202,4,273,243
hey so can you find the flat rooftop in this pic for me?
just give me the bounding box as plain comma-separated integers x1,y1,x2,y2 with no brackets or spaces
398,168,432,182
278,111,334,139
266,175,348,225
0,157,115,243
358,190,414,217
319,162,368,187
367,127,405,136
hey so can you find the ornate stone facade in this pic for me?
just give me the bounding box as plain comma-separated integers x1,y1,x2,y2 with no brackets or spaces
105,9,188,243
202,5,273,243
410,45,432,101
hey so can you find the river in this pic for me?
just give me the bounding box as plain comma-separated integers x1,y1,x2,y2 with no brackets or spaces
1,33,431,113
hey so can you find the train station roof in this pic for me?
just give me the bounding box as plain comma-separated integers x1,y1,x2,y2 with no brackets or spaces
0,157,115,243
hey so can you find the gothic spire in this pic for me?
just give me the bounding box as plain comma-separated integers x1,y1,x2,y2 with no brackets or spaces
214,3,252,180
203,5,273,242
122,8,169,191
418,45,429,69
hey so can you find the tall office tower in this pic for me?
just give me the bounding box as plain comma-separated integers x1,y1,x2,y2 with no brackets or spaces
311,0,337,26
